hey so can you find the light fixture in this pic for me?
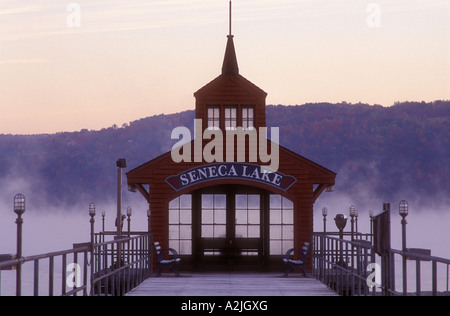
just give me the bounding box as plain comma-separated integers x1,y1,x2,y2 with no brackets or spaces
349,205,357,218
399,200,408,218
89,203,96,217
14,194,26,216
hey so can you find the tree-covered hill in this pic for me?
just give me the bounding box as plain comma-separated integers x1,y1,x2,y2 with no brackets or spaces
0,101,448,209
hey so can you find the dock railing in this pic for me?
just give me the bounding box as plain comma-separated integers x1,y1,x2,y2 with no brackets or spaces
312,233,376,296
0,233,152,296
312,232,450,296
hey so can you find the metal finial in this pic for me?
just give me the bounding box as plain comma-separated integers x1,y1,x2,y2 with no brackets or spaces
229,0,232,36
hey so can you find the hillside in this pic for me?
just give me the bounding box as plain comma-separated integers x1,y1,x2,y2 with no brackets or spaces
0,101,448,209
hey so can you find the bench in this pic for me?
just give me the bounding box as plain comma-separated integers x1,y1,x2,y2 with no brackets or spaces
153,242,181,277
283,242,310,277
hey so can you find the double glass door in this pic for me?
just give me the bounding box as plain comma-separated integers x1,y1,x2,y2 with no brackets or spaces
198,188,263,266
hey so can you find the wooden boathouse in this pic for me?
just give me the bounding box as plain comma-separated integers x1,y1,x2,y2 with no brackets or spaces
126,22,336,272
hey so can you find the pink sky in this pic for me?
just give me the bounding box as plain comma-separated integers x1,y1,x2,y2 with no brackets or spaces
0,0,449,134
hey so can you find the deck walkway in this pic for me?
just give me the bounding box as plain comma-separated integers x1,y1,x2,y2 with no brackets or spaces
126,273,338,296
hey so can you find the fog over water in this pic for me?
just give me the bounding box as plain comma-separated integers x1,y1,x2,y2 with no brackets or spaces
315,193,450,259
0,191,448,259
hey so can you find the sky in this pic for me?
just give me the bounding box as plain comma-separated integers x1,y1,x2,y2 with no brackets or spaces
0,0,449,135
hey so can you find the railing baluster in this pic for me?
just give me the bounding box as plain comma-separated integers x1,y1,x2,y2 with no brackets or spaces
34,260,39,296
49,256,54,296
62,254,67,296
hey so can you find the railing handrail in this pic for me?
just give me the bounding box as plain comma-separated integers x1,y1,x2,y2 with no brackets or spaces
0,233,153,296
390,248,450,265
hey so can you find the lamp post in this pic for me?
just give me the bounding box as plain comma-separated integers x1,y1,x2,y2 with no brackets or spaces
126,206,132,237
102,210,106,232
349,205,356,241
369,210,374,243
116,159,127,237
89,203,96,295
399,200,408,296
322,207,328,234
399,201,408,251
89,203,96,245
14,194,25,297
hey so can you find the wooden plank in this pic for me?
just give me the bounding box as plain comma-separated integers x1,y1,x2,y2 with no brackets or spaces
126,273,338,296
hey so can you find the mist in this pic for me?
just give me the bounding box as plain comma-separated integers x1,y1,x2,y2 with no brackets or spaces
0,192,150,256
315,193,450,259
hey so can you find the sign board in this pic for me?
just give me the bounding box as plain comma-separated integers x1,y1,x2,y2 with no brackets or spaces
166,163,297,192
373,206,391,256
406,248,432,261
0,254,17,271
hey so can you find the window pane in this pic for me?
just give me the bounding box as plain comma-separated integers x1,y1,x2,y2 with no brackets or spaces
270,209,282,224
236,195,247,209
283,225,294,240
248,195,260,209
180,240,192,255
236,209,247,225
214,195,226,208
282,197,293,209
169,209,179,224
215,209,226,224
180,209,191,224
248,210,260,225
248,225,260,238
169,197,179,209
180,195,192,209
180,225,192,239
270,195,282,209
202,195,213,208
236,225,248,238
270,241,282,255
283,209,294,225
202,225,214,238
169,225,180,240
270,225,282,239
214,225,226,238
202,210,214,224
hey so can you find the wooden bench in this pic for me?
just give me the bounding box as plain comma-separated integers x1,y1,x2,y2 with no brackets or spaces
153,242,181,277
283,242,310,277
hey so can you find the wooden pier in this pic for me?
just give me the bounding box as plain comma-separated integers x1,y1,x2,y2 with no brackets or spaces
126,273,338,296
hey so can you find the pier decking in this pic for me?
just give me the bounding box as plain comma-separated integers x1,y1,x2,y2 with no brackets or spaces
126,273,338,296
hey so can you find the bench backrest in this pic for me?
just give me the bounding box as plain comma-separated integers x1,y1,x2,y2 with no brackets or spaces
153,242,162,255
303,242,310,254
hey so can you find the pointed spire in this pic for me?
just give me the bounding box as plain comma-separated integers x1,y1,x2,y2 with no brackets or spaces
222,1,239,76
222,35,239,76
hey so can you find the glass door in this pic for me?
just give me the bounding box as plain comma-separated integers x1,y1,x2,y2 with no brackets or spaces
198,188,263,268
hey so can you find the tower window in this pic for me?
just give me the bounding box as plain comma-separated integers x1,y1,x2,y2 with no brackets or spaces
225,106,237,130
242,106,255,130
207,106,221,130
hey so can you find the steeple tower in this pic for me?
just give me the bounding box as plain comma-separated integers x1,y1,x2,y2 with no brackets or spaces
194,0,267,132
222,1,239,76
